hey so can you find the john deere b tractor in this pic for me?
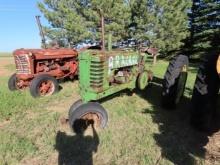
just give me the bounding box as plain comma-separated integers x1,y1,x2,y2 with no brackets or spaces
68,48,154,132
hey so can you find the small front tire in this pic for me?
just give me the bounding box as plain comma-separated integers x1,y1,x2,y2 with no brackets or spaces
8,73,18,91
68,99,83,117
69,102,108,134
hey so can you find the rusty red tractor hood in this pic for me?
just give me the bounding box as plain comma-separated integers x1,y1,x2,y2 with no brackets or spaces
12,48,78,90
13,48,78,60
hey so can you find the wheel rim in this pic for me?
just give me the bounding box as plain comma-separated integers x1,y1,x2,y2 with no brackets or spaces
38,80,55,96
16,80,27,90
175,72,187,104
81,112,101,128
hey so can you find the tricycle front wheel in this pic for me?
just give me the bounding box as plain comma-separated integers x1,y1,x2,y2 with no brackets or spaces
68,102,108,134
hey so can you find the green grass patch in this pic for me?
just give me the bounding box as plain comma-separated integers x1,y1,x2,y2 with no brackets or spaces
0,59,211,165
0,52,12,57
0,77,77,121
4,64,15,71
0,130,37,165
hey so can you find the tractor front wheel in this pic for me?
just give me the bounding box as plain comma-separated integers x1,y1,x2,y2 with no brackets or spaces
68,99,83,117
8,73,18,91
30,75,59,97
69,102,108,134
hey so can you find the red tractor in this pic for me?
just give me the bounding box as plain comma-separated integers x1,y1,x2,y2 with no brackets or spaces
8,48,78,97
8,16,79,97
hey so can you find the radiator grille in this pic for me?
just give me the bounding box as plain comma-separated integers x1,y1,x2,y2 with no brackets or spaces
15,54,30,74
90,61,104,88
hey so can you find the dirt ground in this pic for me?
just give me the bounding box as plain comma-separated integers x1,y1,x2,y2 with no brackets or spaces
0,57,14,76
205,132,220,164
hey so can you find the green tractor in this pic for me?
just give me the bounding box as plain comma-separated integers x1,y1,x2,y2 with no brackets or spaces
67,12,159,133
68,47,156,133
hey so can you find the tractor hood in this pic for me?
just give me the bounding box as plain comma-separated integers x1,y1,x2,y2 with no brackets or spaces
13,48,78,60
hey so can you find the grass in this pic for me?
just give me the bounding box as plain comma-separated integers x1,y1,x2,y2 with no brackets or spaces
4,63,15,71
0,57,218,165
0,52,12,57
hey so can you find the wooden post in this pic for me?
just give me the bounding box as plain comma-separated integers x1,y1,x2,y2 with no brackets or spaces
153,54,157,65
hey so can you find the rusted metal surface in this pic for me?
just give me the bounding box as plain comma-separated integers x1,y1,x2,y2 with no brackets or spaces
140,47,158,55
38,80,55,96
13,48,78,88
14,48,77,59
81,112,101,128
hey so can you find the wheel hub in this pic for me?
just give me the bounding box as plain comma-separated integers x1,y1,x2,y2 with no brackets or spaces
81,112,101,128
39,80,55,96
16,80,28,90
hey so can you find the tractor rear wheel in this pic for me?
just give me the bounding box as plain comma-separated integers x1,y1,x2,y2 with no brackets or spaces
8,73,18,91
191,54,220,131
30,75,59,97
161,54,189,109
69,102,108,134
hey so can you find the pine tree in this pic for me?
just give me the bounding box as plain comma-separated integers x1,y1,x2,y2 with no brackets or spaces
38,0,130,47
129,0,192,54
190,0,220,58
38,0,92,46
38,0,191,53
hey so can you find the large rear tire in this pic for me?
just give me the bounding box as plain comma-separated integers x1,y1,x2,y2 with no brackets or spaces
161,55,189,109
30,74,59,97
191,54,220,131
69,102,108,134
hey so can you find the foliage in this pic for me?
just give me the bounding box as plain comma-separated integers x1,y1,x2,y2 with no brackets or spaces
38,0,191,53
129,0,192,53
189,0,220,58
38,0,131,45
38,0,91,45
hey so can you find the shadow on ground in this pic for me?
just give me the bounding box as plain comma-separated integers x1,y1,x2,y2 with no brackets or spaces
137,77,220,165
55,123,99,165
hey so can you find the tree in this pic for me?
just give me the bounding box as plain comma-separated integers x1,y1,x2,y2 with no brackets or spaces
189,0,220,58
38,0,191,54
38,0,92,46
38,0,131,47
129,0,192,54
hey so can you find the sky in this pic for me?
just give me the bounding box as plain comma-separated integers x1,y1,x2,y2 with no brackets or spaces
0,0,49,52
